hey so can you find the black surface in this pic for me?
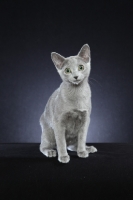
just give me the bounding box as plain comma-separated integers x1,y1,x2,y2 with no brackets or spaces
0,143,133,199
0,0,133,143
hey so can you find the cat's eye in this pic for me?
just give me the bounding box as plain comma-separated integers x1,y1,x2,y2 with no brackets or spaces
65,68,71,74
78,65,84,71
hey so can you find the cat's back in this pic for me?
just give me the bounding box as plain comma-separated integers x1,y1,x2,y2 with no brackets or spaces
45,87,60,110
40,87,57,123
40,86,60,123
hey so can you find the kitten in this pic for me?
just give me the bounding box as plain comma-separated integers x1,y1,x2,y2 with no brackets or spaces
39,44,97,163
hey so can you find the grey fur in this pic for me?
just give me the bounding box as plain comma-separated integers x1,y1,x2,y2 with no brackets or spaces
39,44,97,163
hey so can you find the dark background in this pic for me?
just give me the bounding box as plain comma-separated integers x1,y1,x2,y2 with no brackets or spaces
0,0,133,143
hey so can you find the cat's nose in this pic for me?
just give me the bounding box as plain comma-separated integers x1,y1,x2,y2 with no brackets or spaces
74,76,78,80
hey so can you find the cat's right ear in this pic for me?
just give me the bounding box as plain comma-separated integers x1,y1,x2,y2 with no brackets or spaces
51,52,65,69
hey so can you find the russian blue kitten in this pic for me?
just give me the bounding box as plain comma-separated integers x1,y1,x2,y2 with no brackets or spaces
39,44,97,163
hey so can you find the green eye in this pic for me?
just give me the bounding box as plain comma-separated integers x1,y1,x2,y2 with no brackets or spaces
78,65,84,71
65,68,71,74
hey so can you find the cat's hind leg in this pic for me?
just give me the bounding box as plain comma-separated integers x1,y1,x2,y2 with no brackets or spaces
67,144,97,153
40,140,57,157
86,145,97,153
40,118,57,157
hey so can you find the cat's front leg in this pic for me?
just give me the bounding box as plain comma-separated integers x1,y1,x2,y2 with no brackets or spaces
77,113,90,158
54,123,70,163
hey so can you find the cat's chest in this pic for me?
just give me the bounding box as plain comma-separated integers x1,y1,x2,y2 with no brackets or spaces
61,109,87,136
67,96,90,111
64,87,91,110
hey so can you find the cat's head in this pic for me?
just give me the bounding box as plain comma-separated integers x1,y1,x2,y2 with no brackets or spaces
51,44,91,85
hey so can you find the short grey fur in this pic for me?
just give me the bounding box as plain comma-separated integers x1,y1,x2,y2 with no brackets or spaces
39,44,97,163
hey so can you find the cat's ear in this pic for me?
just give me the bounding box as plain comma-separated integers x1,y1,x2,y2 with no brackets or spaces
51,52,65,69
78,44,90,63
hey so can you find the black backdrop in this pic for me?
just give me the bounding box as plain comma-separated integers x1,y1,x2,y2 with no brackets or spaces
0,0,133,143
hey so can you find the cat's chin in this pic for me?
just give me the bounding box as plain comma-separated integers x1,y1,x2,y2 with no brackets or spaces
71,80,82,85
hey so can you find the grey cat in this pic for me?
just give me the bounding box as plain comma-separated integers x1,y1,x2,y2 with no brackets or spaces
39,44,97,163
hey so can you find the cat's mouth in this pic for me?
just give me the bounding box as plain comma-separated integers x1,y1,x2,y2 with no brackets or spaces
68,79,82,85
72,79,82,85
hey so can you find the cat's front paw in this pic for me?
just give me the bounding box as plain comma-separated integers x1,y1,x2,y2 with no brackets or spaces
58,155,70,163
77,150,89,158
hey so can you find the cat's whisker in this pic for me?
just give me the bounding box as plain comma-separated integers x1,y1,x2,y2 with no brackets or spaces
88,80,94,86
90,77,102,88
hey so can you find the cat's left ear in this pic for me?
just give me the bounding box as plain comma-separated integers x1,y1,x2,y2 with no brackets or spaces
78,44,90,63
51,52,65,69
